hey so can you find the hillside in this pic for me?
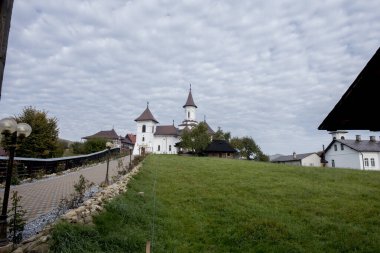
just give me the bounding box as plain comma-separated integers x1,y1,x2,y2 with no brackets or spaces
51,155,380,252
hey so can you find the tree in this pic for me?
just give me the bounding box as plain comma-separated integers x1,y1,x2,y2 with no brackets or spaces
230,136,269,161
15,106,60,158
180,122,211,154
83,138,107,154
71,138,107,155
8,191,27,244
213,127,231,141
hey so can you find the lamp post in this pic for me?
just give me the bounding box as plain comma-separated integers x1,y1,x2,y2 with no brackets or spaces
104,141,112,185
0,117,32,246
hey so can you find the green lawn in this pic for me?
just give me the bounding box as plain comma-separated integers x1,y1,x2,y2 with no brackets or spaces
50,155,380,253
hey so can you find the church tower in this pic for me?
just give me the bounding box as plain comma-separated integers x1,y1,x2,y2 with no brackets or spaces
178,86,198,130
133,103,159,155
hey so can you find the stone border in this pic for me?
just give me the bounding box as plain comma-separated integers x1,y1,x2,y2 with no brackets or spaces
8,163,143,253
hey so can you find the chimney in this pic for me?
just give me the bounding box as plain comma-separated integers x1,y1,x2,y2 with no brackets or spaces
356,135,361,141
370,136,376,142
293,152,296,159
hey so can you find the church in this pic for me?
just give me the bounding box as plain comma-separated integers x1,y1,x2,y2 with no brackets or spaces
132,88,214,155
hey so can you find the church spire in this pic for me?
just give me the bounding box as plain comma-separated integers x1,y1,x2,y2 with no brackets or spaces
183,85,197,108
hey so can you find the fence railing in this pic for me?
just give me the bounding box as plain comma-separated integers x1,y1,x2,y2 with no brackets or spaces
0,148,121,183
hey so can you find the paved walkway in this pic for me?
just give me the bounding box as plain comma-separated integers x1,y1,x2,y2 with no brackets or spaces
0,155,132,222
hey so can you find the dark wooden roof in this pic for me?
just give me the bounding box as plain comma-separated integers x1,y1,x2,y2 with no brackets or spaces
135,106,159,123
154,125,179,136
204,140,236,153
319,47,380,131
183,90,197,108
83,129,119,140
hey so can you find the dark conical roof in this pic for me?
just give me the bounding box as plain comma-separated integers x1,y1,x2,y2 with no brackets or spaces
183,90,197,108
135,105,159,123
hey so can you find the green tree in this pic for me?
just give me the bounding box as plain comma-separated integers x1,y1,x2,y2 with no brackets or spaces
15,106,60,158
180,122,211,154
83,138,107,154
213,127,231,141
230,136,268,161
71,141,85,154
8,191,27,244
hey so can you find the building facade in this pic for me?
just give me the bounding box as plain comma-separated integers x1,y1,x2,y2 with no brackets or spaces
272,152,322,167
324,132,380,170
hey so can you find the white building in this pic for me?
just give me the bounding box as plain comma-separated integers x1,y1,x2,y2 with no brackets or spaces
272,152,322,167
132,88,214,155
324,131,380,170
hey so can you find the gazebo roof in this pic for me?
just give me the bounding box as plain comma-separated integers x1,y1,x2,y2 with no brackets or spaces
319,47,380,131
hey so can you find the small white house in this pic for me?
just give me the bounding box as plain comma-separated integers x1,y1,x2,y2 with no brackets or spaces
272,152,322,167
324,132,380,170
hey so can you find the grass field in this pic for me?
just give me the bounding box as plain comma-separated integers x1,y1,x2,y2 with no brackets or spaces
50,155,380,252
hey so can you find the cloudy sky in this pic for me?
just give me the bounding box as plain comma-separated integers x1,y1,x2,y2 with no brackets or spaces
1,0,379,155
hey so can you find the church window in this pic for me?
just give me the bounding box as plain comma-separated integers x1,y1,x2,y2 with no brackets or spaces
158,145,160,151
188,112,190,118
142,125,146,133
169,145,172,152
142,137,145,142
340,144,344,150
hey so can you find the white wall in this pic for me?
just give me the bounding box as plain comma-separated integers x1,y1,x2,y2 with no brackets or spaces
325,142,362,169
153,136,179,154
185,106,196,121
133,121,156,155
362,152,380,171
301,154,321,167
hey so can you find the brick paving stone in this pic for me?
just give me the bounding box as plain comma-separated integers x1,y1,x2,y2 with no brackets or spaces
0,155,132,222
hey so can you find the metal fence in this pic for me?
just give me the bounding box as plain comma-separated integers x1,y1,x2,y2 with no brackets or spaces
0,148,120,182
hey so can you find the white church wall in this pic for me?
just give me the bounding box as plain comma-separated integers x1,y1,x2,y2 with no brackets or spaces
185,106,196,121
153,136,179,154
133,121,157,155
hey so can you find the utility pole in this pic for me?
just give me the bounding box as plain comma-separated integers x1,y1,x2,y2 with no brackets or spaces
0,0,14,100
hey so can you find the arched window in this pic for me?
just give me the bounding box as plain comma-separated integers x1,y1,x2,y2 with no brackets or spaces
158,145,160,151
188,112,190,118
142,125,146,133
142,137,145,142
169,145,172,152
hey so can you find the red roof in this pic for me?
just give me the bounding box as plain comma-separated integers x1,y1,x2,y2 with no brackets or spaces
126,134,136,144
135,105,159,123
